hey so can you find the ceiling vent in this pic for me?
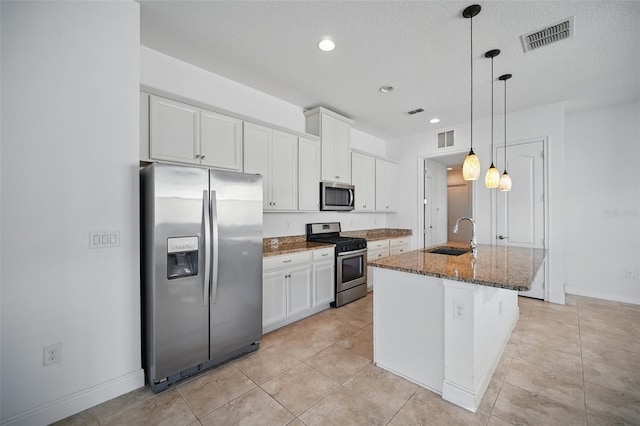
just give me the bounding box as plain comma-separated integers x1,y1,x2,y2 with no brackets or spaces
437,130,454,149
521,16,574,52
407,108,425,115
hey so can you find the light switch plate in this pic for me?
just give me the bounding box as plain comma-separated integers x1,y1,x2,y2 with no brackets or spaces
89,231,120,249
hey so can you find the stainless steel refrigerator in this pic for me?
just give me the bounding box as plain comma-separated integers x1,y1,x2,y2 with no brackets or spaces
140,162,263,392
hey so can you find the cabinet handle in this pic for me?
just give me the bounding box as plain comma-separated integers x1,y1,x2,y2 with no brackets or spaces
321,253,328,256
195,154,201,159
282,259,292,263
335,175,340,179
363,205,366,208
201,155,206,159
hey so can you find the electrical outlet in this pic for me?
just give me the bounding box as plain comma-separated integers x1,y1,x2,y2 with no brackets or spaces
285,220,292,230
43,343,62,366
626,270,635,279
499,301,503,315
453,300,465,320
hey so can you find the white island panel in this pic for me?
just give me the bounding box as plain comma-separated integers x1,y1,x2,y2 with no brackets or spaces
373,268,444,393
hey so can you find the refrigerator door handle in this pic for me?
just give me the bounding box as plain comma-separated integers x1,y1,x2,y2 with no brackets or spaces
210,190,220,304
203,190,211,306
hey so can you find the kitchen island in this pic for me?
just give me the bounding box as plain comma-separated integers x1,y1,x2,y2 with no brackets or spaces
368,244,546,413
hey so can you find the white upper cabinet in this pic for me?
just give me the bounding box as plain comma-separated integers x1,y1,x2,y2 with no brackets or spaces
243,122,298,211
200,109,243,171
150,95,199,164
298,136,321,211
304,107,353,184
351,152,376,212
148,95,243,171
376,159,397,212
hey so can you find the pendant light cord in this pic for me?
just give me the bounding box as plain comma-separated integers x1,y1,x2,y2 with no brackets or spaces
491,56,494,164
470,14,474,151
504,78,507,169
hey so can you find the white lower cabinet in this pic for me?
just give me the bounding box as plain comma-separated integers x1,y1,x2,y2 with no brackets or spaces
263,247,335,333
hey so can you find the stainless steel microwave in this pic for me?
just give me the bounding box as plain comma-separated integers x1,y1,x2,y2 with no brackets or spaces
320,181,355,211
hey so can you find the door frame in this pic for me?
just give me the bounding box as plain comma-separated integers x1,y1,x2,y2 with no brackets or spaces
417,153,476,250
493,136,550,301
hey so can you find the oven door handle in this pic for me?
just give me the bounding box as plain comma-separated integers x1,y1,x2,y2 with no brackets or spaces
337,248,368,257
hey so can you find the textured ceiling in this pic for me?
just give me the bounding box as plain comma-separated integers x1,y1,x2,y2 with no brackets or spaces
139,1,640,140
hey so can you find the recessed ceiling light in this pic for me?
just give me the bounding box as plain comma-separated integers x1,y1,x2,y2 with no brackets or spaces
318,38,335,52
379,85,394,93
430,118,440,124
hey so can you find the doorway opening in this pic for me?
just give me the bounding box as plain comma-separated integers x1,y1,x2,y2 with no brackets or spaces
420,153,472,249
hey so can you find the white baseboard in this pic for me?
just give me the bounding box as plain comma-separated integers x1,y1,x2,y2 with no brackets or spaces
1,369,145,426
565,286,640,305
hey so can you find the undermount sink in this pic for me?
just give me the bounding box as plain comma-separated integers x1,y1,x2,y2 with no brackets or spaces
423,247,471,256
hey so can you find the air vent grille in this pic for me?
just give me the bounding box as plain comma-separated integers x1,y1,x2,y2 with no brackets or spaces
437,130,454,149
407,108,425,115
521,16,574,52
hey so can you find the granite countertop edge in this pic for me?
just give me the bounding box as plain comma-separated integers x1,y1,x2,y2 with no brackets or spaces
367,244,547,292
366,262,532,291
263,228,412,257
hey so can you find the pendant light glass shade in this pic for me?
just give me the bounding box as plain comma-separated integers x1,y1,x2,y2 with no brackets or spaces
463,149,481,180
499,171,512,191
485,163,500,188
462,5,481,181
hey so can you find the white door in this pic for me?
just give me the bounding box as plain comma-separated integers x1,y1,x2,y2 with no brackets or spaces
447,184,471,243
496,140,546,299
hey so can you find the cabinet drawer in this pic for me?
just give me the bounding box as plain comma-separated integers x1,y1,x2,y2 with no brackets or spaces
368,248,390,260
264,251,311,270
389,238,409,248
389,246,408,256
368,239,389,250
312,247,334,262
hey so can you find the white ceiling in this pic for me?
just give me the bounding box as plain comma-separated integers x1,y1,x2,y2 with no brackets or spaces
139,1,640,140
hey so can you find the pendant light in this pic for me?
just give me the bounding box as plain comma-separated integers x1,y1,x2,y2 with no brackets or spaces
484,49,500,188
462,4,481,181
498,73,513,192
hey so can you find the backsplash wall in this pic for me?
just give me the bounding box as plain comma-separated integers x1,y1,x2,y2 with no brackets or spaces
263,212,388,237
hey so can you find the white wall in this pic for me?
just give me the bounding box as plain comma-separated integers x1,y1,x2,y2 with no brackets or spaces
387,102,566,303
141,47,391,238
564,101,640,304
1,2,143,424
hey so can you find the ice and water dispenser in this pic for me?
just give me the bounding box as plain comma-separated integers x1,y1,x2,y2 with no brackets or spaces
167,236,199,279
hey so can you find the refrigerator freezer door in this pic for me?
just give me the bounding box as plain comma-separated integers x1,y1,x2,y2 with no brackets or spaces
141,163,210,383
208,170,263,359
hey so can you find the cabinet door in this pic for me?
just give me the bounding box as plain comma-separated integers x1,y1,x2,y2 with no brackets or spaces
320,115,336,181
263,270,287,329
352,152,376,211
200,109,243,171
376,160,397,211
271,131,298,211
333,119,351,184
150,95,199,164
313,261,335,307
140,93,150,161
298,137,321,211
243,123,271,209
288,264,312,317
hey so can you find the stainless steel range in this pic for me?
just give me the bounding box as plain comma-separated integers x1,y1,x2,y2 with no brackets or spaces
306,222,367,307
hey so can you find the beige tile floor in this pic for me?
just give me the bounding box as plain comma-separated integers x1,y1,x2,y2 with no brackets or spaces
56,293,640,425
